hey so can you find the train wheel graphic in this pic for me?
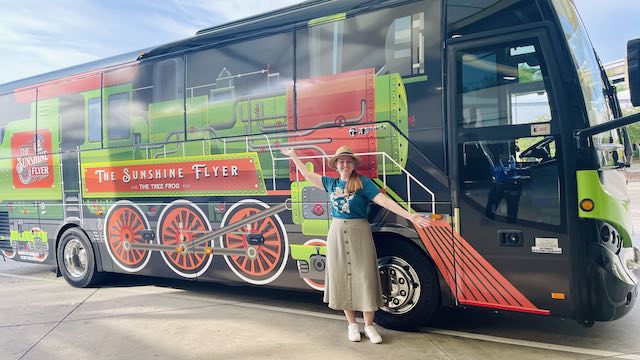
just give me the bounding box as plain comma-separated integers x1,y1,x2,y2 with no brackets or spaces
2,241,17,259
301,239,326,291
157,200,213,278
104,200,152,272
220,199,289,285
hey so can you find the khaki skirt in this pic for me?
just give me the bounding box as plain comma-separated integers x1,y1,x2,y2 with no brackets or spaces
323,218,384,311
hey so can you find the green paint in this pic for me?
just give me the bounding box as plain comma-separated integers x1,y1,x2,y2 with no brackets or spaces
290,244,327,261
374,74,408,175
576,170,633,247
10,229,49,244
402,75,429,84
308,13,346,27
290,163,330,236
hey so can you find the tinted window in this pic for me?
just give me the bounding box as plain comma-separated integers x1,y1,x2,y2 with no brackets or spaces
0,92,32,146
88,97,102,143
185,33,293,140
298,1,426,79
461,136,560,225
108,93,130,140
296,0,445,170
459,41,553,128
447,0,542,37
153,58,184,102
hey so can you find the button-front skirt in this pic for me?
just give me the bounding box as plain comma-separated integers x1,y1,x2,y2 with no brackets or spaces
323,218,384,311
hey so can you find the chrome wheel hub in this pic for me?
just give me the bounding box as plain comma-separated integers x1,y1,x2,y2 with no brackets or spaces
378,256,421,314
63,238,88,278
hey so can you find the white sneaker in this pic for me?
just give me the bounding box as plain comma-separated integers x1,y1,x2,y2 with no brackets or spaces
364,325,382,344
347,323,361,342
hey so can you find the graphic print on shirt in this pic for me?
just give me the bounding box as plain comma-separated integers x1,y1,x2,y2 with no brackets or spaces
330,187,355,214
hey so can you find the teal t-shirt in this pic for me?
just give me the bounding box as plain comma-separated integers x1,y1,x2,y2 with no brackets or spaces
321,175,381,219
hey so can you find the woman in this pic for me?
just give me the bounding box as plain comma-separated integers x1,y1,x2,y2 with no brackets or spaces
281,145,430,344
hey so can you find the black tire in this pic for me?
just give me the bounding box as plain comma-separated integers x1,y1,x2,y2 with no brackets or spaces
374,238,440,331
57,227,103,288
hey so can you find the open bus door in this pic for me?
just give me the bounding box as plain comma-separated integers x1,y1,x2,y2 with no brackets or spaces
448,28,574,316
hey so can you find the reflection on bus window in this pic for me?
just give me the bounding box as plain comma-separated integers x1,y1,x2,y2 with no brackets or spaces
153,58,184,103
0,92,31,145
108,93,130,140
462,137,560,225
460,42,552,128
301,1,426,78
87,97,102,143
185,33,293,138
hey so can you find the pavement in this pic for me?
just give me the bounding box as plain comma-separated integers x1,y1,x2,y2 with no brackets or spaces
2,264,640,360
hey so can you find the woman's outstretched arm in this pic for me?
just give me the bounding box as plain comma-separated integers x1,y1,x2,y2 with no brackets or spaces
372,193,431,228
280,147,324,189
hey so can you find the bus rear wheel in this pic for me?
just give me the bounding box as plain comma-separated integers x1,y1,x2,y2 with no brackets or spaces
57,227,103,288
375,238,439,331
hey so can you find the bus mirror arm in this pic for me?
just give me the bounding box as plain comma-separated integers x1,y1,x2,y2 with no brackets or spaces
574,112,640,148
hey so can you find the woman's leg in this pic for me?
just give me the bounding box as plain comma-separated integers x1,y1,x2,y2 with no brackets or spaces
363,311,375,326
344,310,361,341
343,310,357,324
362,311,382,343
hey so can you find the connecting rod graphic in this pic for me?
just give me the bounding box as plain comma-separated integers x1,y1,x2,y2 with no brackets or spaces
129,201,291,258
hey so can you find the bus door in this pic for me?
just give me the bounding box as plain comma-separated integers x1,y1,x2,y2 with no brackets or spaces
448,28,572,315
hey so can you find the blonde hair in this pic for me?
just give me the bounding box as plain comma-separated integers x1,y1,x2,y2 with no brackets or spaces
345,170,362,193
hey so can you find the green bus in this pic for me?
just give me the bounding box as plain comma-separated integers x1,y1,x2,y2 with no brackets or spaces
1,0,639,330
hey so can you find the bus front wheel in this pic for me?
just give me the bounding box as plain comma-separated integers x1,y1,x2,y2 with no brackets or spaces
375,238,439,331
57,228,102,288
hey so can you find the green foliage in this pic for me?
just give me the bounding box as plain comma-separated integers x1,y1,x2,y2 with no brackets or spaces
623,106,640,145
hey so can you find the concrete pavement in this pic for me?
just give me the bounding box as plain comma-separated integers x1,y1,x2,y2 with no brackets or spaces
2,266,639,360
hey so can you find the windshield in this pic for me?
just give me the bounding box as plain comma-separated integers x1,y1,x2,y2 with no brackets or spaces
551,0,625,168
551,0,614,127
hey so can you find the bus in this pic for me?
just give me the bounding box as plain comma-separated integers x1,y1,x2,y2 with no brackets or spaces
1,0,639,330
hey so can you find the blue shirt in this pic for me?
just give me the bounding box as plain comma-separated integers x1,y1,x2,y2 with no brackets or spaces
321,175,381,219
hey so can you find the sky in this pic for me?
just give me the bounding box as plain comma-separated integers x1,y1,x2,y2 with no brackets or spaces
1,0,639,85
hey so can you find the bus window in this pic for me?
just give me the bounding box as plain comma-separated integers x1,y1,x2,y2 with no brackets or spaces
299,1,427,78
185,32,293,139
460,41,553,128
87,97,102,143
108,93,130,141
446,0,542,38
0,92,31,146
153,58,184,103
462,136,561,225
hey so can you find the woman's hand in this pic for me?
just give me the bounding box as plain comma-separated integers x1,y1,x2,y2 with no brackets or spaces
411,213,431,228
280,147,295,158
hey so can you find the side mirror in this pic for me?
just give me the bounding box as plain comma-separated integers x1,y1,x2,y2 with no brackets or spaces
627,38,640,106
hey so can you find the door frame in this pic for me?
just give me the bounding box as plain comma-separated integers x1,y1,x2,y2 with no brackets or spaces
445,23,585,317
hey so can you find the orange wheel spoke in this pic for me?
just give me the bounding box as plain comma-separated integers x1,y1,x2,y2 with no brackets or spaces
257,256,265,273
261,252,275,268
263,228,277,238
261,246,278,258
258,220,270,234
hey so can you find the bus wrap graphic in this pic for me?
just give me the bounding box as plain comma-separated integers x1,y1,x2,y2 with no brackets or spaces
11,130,54,189
82,152,267,197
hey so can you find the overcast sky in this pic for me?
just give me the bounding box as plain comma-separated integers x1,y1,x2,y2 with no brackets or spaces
1,1,639,85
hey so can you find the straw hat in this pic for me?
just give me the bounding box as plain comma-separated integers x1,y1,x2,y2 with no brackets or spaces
328,145,362,169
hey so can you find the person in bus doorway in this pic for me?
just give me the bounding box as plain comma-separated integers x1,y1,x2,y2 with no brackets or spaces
281,145,431,344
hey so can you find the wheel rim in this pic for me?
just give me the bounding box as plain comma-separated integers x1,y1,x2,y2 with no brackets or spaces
160,206,209,271
63,238,88,278
225,207,283,276
378,256,421,315
301,239,326,291
106,205,148,269
220,200,289,285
